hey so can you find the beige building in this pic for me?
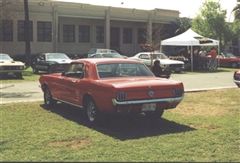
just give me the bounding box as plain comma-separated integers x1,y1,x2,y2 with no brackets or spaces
0,0,180,57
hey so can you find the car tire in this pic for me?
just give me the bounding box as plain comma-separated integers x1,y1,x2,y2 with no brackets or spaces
44,87,56,107
85,98,101,124
32,67,39,74
145,109,164,119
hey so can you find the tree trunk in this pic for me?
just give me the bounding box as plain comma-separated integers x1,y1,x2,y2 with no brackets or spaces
24,0,31,67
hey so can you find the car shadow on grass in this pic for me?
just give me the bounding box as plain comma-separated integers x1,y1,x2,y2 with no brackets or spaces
1,92,40,98
41,103,195,141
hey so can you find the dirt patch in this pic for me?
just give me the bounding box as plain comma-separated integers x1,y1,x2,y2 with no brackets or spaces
189,124,220,130
48,137,91,149
171,104,227,116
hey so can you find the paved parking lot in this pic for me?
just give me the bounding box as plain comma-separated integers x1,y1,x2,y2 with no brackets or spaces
0,71,238,104
171,71,237,91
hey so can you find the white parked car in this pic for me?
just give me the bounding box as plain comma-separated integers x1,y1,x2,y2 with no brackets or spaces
0,53,25,78
87,48,119,58
129,52,185,72
89,52,127,59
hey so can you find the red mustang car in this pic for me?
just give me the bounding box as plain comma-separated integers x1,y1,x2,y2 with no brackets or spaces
217,52,240,68
233,70,240,88
39,58,184,123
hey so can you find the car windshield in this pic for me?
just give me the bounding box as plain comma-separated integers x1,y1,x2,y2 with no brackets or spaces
88,49,118,54
97,63,154,78
223,53,236,58
0,54,13,61
46,53,69,60
101,53,123,58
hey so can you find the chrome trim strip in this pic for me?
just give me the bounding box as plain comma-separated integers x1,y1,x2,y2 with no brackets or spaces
112,96,183,106
233,80,240,84
54,98,83,108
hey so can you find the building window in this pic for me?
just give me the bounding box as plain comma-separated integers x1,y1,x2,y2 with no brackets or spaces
0,20,13,41
63,24,75,42
17,20,33,42
37,21,52,42
96,26,104,43
123,28,132,44
138,28,146,44
79,25,90,43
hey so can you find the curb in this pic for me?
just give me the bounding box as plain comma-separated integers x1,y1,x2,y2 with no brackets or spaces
0,98,42,105
0,86,238,104
185,86,237,92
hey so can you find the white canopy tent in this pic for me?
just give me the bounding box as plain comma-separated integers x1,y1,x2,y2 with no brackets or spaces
161,28,219,71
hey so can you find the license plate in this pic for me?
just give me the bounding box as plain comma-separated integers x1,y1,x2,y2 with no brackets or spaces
142,103,156,111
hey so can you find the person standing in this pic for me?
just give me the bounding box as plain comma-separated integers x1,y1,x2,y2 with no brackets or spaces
151,60,162,77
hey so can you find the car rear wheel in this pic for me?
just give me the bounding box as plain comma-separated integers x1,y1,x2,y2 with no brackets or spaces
44,87,56,106
85,98,101,124
145,109,164,119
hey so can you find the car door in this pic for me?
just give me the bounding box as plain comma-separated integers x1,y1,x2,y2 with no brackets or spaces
35,54,48,71
59,63,85,106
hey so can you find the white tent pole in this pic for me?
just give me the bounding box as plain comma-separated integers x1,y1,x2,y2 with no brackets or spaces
191,46,193,72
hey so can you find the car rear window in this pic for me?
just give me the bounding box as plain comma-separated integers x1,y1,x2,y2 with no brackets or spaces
97,63,153,78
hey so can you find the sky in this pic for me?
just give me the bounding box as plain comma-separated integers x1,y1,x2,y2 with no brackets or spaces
55,0,238,22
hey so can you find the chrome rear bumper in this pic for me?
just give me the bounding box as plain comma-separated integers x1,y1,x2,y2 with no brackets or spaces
234,80,240,84
112,96,183,106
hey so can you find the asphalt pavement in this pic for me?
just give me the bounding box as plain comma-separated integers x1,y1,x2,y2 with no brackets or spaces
0,71,238,104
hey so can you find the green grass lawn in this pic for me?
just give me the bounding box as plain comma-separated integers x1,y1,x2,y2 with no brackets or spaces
0,89,239,161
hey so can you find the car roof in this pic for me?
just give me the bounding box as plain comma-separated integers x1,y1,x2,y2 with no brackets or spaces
72,58,140,64
137,52,165,54
0,53,9,56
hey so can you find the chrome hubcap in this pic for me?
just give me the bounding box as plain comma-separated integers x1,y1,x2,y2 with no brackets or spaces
44,90,51,105
87,101,96,122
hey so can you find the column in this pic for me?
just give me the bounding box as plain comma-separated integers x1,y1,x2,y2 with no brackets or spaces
105,7,110,49
52,4,58,52
147,13,152,44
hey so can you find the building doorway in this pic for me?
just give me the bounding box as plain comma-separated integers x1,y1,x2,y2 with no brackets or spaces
110,27,120,52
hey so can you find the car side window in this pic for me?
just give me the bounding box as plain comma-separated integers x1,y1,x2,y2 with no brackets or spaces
37,54,45,61
64,63,84,79
139,54,150,60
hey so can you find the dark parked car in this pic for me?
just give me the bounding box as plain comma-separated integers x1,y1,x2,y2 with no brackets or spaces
31,53,72,73
217,52,240,68
233,70,240,88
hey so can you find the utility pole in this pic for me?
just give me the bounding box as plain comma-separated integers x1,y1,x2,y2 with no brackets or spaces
24,0,31,67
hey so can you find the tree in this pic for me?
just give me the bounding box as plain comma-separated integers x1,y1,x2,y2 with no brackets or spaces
192,1,227,51
24,0,31,67
174,17,192,35
232,0,240,20
231,0,240,55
